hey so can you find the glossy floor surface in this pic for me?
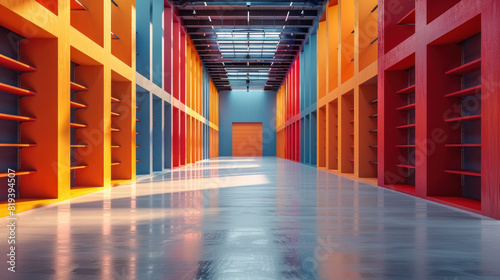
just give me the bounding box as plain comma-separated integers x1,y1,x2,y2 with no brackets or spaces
2,157,500,280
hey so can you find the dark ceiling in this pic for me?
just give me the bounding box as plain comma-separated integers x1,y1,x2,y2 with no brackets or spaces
173,0,327,91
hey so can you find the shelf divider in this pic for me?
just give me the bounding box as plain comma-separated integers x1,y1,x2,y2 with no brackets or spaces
70,82,88,91
445,170,481,177
396,103,416,111
445,85,481,98
0,113,36,122
0,171,37,177
0,54,37,72
70,101,88,109
445,59,481,75
0,82,37,96
396,8,416,25
396,84,416,95
0,143,37,148
445,115,481,123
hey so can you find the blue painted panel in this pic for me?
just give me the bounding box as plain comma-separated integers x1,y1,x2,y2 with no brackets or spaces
310,111,317,167
305,115,310,164
300,118,305,163
219,90,276,156
152,0,163,88
309,33,318,105
136,0,151,79
153,95,163,171
136,88,151,175
164,101,171,169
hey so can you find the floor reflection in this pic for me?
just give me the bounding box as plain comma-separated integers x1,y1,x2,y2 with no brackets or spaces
1,157,500,279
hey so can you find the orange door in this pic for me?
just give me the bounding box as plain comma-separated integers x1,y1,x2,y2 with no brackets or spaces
232,123,263,157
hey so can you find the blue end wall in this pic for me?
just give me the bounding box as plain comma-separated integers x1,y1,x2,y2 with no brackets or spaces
219,90,277,156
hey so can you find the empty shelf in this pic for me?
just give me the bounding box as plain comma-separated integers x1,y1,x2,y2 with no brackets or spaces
111,32,120,40
369,130,378,133
71,0,88,10
445,170,481,177
0,54,36,72
445,144,481,148
0,170,37,177
0,143,37,148
0,82,36,96
430,196,481,211
396,103,416,111
396,164,416,169
70,144,88,148
136,119,140,122
369,99,378,104
70,101,88,109
111,97,120,103
111,128,120,132
369,161,378,164
111,112,120,117
70,165,88,170
0,113,36,122
70,82,88,91
396,8,415,25
445,59,481,75
445,115,481,123
396,123,416,129
396,84,416,95
70,123,88,128
111,162,120,166
111,145,120,148
386,184,416,194
369,114,378,118
445,85,481,98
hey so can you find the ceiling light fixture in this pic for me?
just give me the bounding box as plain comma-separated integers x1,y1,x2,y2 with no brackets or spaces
247,11,250,23
204,2,207,6
285,11,290,22
208,16,212,22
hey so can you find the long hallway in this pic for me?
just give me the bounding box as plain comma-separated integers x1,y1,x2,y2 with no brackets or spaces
2,157,500,279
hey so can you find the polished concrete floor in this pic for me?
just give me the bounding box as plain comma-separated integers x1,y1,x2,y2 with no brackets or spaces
1,157,500,280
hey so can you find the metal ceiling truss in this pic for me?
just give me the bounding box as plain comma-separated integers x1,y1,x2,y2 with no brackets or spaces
173,0,326,91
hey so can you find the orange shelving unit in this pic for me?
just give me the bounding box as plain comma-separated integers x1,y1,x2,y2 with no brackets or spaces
0,0,136,216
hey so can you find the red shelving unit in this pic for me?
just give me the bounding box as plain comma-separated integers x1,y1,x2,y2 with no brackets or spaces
379,1,500,218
